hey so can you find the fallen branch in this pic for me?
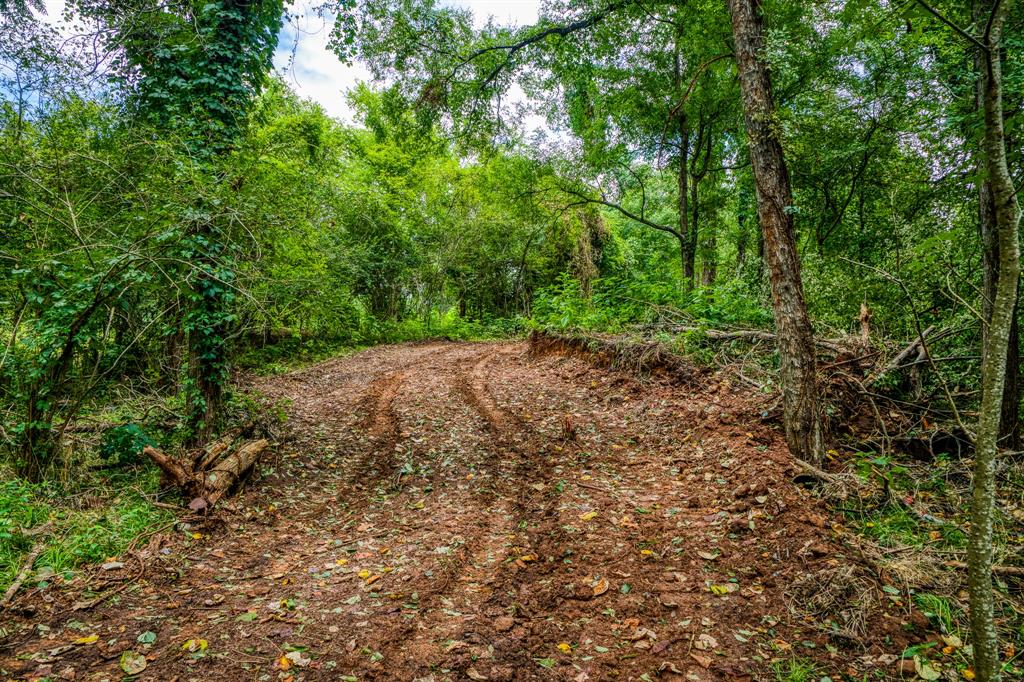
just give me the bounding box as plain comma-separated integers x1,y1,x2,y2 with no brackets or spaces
868,326,936,386
662,325,844,352
0,542,46,610
943,560,1024,577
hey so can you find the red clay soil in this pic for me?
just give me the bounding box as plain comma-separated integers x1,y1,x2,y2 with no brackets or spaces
0,341,933,681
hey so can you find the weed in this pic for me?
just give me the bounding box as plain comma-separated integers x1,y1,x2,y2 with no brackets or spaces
771,657,822,682
0,468,171,595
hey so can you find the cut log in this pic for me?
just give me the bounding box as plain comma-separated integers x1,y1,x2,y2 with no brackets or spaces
203,439,268,505
193,421,256,471
145,445,203,499
145,438,268,508
195,434,234,472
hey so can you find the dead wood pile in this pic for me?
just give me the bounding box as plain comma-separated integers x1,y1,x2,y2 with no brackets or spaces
145,429,269,510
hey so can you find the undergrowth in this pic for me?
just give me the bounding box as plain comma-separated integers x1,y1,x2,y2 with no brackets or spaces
833,450,1024,679
0,469,171,595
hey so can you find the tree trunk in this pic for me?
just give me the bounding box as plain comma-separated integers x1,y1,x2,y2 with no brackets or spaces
677,115,694,290
976,12,1021,450
689,172,700,284
701,222,717,286
727,0,823,464
970,3,1021,680
185,230,229,445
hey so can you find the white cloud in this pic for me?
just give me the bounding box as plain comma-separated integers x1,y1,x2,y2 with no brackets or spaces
44,0,545,128
273,0,541,123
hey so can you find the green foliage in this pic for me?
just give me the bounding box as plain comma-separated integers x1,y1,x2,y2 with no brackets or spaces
770,657,821,682
98,425,156,467
0,471,170,593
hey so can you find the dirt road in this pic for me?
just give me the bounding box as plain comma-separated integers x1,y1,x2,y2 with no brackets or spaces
1,341,927,680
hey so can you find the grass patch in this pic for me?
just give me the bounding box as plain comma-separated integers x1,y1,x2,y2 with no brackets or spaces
771,657,822,682
0,467,172,595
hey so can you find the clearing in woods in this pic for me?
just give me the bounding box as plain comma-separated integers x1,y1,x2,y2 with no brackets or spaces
2,342,930,680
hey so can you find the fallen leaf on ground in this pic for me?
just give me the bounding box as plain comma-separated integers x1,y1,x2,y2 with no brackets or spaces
690,652,713,668
120,651,147,675
182,638,208,653
693,634,718,651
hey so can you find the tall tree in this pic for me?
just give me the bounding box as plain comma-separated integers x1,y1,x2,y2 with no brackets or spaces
970,1,1021,679
974,0,1021,451
727,0,823,463
76,0,285,440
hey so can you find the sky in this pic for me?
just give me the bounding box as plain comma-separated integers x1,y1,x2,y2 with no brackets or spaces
273,0,542,122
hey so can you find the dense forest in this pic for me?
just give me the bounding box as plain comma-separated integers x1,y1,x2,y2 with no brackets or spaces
2,0,1024,680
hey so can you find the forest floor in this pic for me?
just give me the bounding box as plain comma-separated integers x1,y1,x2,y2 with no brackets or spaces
0,341,937,681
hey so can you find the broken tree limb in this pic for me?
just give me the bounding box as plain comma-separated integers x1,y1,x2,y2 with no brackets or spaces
0,542,45,610
943,560,1024,577
869,326,935,386
662,325,845,352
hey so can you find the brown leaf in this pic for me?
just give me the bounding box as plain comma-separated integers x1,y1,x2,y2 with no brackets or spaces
689,652,713,668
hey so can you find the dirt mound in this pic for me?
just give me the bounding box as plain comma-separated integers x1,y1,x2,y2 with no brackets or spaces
0,342,931,681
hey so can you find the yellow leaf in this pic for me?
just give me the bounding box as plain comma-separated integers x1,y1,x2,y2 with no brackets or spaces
557,642,572,654
277,655,292,671
518,554,536,563
640,549,654,556
579,511,598,522
963,669,975,680
358,569,371,579
74,635,99,645
182,638,208,653
191,533,202,540
336,559,348,566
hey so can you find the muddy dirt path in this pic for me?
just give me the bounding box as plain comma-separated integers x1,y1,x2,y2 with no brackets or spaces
1,342,928,681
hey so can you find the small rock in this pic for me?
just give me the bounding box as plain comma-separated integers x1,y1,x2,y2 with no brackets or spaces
101,562,124,571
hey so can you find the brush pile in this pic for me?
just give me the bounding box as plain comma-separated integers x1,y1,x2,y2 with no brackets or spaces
145,428,269,511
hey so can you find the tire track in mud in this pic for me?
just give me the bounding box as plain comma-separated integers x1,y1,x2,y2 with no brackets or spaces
327,346,533,679
454,347,625,678
406,346,580,679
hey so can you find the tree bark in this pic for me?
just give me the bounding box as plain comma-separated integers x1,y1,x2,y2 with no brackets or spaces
970,3,1021,680
727,0,823,464
674,40,695,291
975,2,1021,450
677,114,694,289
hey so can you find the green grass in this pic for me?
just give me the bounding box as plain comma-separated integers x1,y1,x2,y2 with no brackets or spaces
915,593,956,634
771,657,822,682
0,468,172,594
